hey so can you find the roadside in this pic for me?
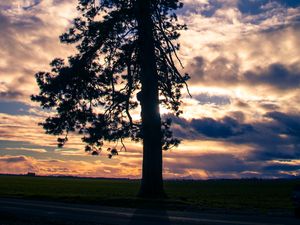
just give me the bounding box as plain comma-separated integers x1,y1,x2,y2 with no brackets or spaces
0,214,93,225
0,198,299,225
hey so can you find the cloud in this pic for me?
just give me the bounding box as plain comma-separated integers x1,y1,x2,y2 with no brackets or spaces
168,111,300,164
189,56,240,85
266,111,300,136
0,0,299,179
229,112,300,161
1,151,298,179
244,63,300,89
0,155,36,174
0,155,142,178
0,0,76,103
259,102,280,111
0,90,24,100
182,0,300,94
2,147,47,153
0,155,29,163
0,113,56,146
168,114,253,139
0,140,53,153
164,151,300,179
169,153,250,173
263,164,300,172
22,0,42,10
194,93,231,105
189,54,300,91
190,116,253,138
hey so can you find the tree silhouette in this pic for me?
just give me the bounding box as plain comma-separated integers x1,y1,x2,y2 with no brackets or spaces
32,0,189,198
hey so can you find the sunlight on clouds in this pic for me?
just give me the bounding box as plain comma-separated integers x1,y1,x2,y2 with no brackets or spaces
2,147,47,153
0,0,299,179
269,159,300,166
54,148,85,156
0,0,77,103
0,155,142,178
175,140,251,156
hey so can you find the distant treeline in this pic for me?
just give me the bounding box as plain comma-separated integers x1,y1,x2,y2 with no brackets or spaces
0,173,299,181
0,173,131,180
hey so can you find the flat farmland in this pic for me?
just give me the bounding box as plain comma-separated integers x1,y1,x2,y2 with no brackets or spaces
0,175,299,214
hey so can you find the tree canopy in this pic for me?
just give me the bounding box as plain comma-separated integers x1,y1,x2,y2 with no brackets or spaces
32,0,189,157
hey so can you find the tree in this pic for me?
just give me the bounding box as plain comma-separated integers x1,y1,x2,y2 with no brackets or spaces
32,0,189,198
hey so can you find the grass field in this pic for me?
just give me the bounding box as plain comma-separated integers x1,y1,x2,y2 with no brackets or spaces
0,175,299,214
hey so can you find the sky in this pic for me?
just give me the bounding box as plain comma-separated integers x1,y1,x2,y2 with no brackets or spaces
0,0,300,179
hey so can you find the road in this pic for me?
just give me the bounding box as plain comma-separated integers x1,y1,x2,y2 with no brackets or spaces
0,198,299,225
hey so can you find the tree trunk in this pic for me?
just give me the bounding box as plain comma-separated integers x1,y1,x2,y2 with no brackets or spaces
136,0,165,198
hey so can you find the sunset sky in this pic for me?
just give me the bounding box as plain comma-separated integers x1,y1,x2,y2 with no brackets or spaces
0,0,300,179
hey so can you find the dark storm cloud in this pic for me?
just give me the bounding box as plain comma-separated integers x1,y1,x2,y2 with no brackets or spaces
169,111,300,162
191,117,254,138
244,63,300,89
165,111,300,177
167,114,254,139
266,111,300,136
222,112,300,161
263,164,300,172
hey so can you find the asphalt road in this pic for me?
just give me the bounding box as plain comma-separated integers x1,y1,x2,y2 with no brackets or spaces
0,198,299,225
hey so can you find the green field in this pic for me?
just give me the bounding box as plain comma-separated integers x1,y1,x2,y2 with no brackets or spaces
0,175,299,214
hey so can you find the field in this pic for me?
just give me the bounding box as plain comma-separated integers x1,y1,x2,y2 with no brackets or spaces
0,175,299,215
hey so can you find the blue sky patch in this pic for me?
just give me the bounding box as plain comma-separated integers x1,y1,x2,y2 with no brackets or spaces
0,101,32,115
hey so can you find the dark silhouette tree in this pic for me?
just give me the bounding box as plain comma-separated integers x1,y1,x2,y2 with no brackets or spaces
32,0,189,198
